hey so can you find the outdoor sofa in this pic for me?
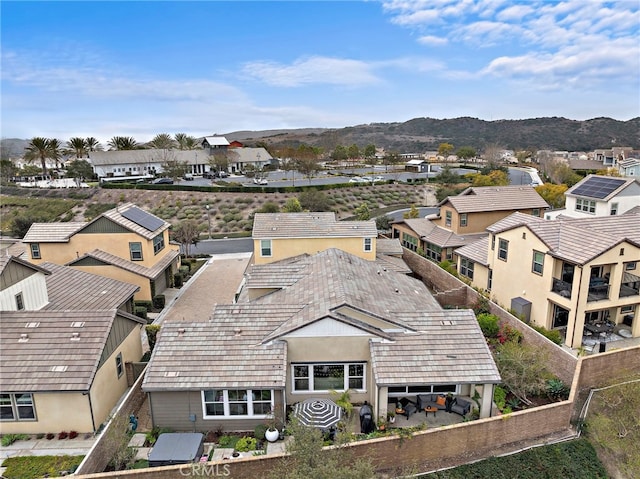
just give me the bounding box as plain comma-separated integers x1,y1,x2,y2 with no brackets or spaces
416,394,471,417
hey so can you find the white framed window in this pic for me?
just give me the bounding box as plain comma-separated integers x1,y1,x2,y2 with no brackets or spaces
532,251,544,275
30,243,41,260
620,305,635,314
260,239,272,257
292,363,365,392
129,242,143,261
445,210,452,227
153,234,165,254
363,238,372,252
487,269,493,291
202,389,273,418
498,239,509,261
625,262,637,271
610,203,618,215
459,213,467,227
576,198,596,214
460,258,474,279
115,353,123,378
0,393,36,421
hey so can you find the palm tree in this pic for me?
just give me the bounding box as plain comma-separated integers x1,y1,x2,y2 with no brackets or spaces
48,138,63,169
66,137,87,159
85,137,103,152
150,133,176,150
25,137,55,175
175,133,198,150
108,136,139,150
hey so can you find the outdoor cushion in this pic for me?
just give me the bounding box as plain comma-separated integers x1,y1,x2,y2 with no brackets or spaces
436,395,446,406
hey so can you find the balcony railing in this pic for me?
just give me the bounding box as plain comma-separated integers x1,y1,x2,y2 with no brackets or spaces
552,278,572,298
587,278,610,302
619,272,640,298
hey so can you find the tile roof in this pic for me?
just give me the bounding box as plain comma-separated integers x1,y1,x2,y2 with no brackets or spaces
402,218,488,248
96,203,170,239
41,262,139,310
454,236,490,266
374,254,412,274
68,248,179,280
371,310,501,385
228,147,273,164
440,185,549,213
89,149,206,166
142,305,296,391
252,212,377,238
0,309,139,392
22,223,86,243
376,238,403,256
487,211,640,265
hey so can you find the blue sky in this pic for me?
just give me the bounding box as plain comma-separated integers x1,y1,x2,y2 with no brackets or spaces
2,0,639,144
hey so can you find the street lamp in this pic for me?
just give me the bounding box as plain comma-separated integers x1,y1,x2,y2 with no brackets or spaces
205,204,211,239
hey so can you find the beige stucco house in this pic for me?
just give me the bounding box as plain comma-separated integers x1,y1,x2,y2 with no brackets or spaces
455,211,640,349
0,256,144,434
22,202,180,301
252,212,378,265
142,248,500,433
392,185,548,262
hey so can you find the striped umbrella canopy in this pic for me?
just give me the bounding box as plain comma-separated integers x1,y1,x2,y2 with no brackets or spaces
293,398,343,429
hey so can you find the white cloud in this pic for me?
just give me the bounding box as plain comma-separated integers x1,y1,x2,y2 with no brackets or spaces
496,4,533,21
417,35,449,46
241,56,381,87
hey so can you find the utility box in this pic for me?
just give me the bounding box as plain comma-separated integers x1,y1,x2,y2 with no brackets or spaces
510,297,532,323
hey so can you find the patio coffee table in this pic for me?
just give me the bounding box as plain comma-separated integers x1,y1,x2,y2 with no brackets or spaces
424,407,437,417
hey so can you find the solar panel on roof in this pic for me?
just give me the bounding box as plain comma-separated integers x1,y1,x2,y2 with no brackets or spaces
120,206,165,232
571,177,625,199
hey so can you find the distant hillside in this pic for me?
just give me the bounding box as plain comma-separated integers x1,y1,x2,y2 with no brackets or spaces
227,117,640,153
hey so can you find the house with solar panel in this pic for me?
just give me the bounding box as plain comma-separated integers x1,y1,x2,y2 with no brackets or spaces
0,255,144,434
454,210,640,350
22,203,180,301
545,175,640,220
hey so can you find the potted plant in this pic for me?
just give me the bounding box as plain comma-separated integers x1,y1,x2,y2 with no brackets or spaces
387,410,396,424
264,411,280,443
377,416,387,431
330,389,353,418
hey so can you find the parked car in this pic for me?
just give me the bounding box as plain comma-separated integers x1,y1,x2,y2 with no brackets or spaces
183,173,194,181
372,176,385,183
153,177,174,184
349,176,368,183
217,171,229,178
253,177,268,185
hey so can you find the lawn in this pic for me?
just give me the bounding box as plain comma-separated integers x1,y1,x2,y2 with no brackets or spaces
1,455,84,479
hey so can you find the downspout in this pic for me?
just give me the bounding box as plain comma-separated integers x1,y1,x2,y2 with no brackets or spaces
569,265,584,348
84,390,96,433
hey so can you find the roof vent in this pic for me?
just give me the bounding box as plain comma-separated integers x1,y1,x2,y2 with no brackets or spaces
51,365,68,372
394,288,400,293
71,321,85,328
19,333,29,342
164,371,179,377
26,322,40,328
178,328,186,335
71,332,81,341
234,328,242,336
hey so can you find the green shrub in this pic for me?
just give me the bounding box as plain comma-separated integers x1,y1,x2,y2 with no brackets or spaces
530,324,563,344
134,306,147,321
477,313,500,338
493,386,507,411
1,454,84,479
153,295,165,310
218,435,240,449
254,424,268,440
1,433,29,447
234,436,257,452
134,300,153,312
546,378,569,401
145,325,161,352
174,273,183,287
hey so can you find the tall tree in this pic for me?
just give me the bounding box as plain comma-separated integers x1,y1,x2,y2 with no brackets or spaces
47,138,63,169
438,142,455,160
65,159,94,186
172,220,200,256
66,137,87,159
25,137,55,175
108,136,139,150
282,198,303,213
296,144,321,183
85,137,103,152
150,133,176,150
363,144,376,160
403,204,420,219
456,146,476,162
174,133,198,150
354,202,370,221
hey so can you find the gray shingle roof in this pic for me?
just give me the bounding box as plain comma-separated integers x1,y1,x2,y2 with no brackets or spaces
67,248,179,280
252,212,376,239
440,185,549,213
371,310,501,386
41,262,139,310
23,223,86,243
0,310,131,392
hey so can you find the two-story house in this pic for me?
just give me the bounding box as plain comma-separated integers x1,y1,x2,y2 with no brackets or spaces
455,211,640,349
545,175,640,220
252,212,378,265
392,185,549,263
0,255,144,434
22,203,180,301
142,248,500,433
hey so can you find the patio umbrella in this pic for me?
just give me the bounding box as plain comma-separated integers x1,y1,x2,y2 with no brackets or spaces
293,398,343,430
